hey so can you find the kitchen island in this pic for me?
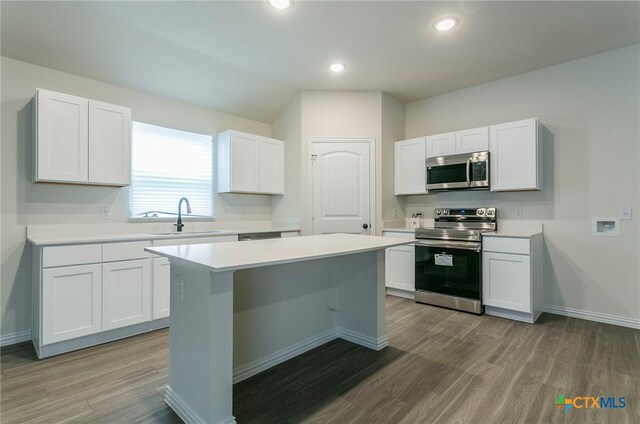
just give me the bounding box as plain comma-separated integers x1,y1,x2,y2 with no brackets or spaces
146,233,413,424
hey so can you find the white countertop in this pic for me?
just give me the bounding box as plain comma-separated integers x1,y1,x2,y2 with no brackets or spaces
483,229,543,238
146,233,413,273
27,227,300,246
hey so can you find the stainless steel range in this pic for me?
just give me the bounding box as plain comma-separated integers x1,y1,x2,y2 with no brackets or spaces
414,207,497,314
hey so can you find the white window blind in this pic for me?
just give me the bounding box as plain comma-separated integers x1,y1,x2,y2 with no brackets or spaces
130,122,213,218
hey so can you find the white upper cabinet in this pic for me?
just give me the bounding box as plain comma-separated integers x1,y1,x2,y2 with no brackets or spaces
259,137,285,194
426,132,456,157
455,126,489,154
490,118,542,191
395,137,427,195
35,89,89,183
34,88,132,186
426,128,489,158
218,130,285,195
88,100,132,186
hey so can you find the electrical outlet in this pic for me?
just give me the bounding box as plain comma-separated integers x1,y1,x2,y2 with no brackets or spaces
177,279,184,301
515,208,524,219
392,208,399,219
620,207,632,220
100,206,111,220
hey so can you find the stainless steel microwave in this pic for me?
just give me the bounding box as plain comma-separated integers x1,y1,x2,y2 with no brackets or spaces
426,151,489,191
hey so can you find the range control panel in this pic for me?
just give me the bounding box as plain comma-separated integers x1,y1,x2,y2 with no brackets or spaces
435,208,496,218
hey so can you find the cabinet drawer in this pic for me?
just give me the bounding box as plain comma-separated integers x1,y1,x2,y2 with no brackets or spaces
43,244,102,268
152,237,201,247
483,237,530,255
103,241,151,262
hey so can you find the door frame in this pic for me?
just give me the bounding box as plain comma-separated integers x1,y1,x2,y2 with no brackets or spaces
307,137,376,236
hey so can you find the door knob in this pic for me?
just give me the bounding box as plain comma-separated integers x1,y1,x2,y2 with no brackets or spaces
363,224,369,229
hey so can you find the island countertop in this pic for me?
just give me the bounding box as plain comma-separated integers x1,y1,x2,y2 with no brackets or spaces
145,233,414,273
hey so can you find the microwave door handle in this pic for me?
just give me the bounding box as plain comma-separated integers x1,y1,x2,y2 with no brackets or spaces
466,159,471,186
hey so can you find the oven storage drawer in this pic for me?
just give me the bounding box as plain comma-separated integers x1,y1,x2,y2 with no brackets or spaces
483,237,530,255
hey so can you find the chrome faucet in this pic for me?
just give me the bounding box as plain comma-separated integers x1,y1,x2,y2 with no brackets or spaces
174,197,192,232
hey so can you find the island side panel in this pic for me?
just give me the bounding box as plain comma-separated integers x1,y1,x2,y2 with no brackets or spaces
165,262,236,424
232,256,344,381
338,250,388,350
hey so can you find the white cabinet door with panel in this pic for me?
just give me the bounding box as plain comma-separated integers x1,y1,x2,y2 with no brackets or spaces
42,264,102,344
490,118,542,191
395,138,427,195
455,126,489,154
385,245,415,292
483,252,531,313
88,100,132,186
153,257,171,320
426,132,456,158
102,259,152,330
34,89,89,183
218,130,260,193
382,231,415,299
259,137,285,194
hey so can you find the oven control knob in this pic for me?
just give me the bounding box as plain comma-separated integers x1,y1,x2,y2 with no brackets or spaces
477,209,485,216
471,235,478,240
436,210,442,215
486,209,494,216
443,210,449,215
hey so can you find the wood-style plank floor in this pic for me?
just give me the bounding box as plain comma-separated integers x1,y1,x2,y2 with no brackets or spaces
2,296,639,423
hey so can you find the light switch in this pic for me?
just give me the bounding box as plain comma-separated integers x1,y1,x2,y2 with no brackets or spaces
515,208,524,219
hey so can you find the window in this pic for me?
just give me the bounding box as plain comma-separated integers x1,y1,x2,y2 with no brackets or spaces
130,122,213,219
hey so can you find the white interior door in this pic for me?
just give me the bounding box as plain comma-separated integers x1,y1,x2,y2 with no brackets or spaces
311,140,372,235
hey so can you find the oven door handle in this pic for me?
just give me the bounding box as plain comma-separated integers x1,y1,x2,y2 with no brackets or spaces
466,158,471,186
415,239,481,252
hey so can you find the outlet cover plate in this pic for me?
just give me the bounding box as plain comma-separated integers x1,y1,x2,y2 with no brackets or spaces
620,207,632,220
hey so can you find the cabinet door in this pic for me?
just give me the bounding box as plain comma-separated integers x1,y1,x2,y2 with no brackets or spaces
395,138,426,195
385,245,415,292
483,252,531,313
230,131,260,193
490,119,541,191
88,100,132,186
259,137,285,194
152,257,171,320
35,89,89,183
102,259,151,330
455,126,489,154
42,264,101,344
426,132,456,158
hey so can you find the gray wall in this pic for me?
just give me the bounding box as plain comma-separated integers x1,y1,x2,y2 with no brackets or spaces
1,57,272,339
404,44,640,321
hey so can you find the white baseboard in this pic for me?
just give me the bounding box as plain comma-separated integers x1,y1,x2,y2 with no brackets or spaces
165,386,236,424
543,304,640,330
232,328,339,384
338,327,388,351
386,287,415,300
0,330,32,347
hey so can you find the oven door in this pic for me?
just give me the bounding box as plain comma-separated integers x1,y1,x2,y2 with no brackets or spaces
414,240,482,302
426,151,489,191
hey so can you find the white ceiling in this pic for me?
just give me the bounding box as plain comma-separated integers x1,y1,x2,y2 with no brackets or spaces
2,1,640,123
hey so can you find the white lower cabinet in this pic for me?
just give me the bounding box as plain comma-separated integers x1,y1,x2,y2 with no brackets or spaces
385,245,415,292
483,252,531,313
42,264,102,345
153,257,171,320
102,259,152,331
382,231,415,298
482,233,543,323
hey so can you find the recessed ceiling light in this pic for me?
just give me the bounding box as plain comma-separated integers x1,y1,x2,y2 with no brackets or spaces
267,0,291,10
434,17,458,31
329,63,346,73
